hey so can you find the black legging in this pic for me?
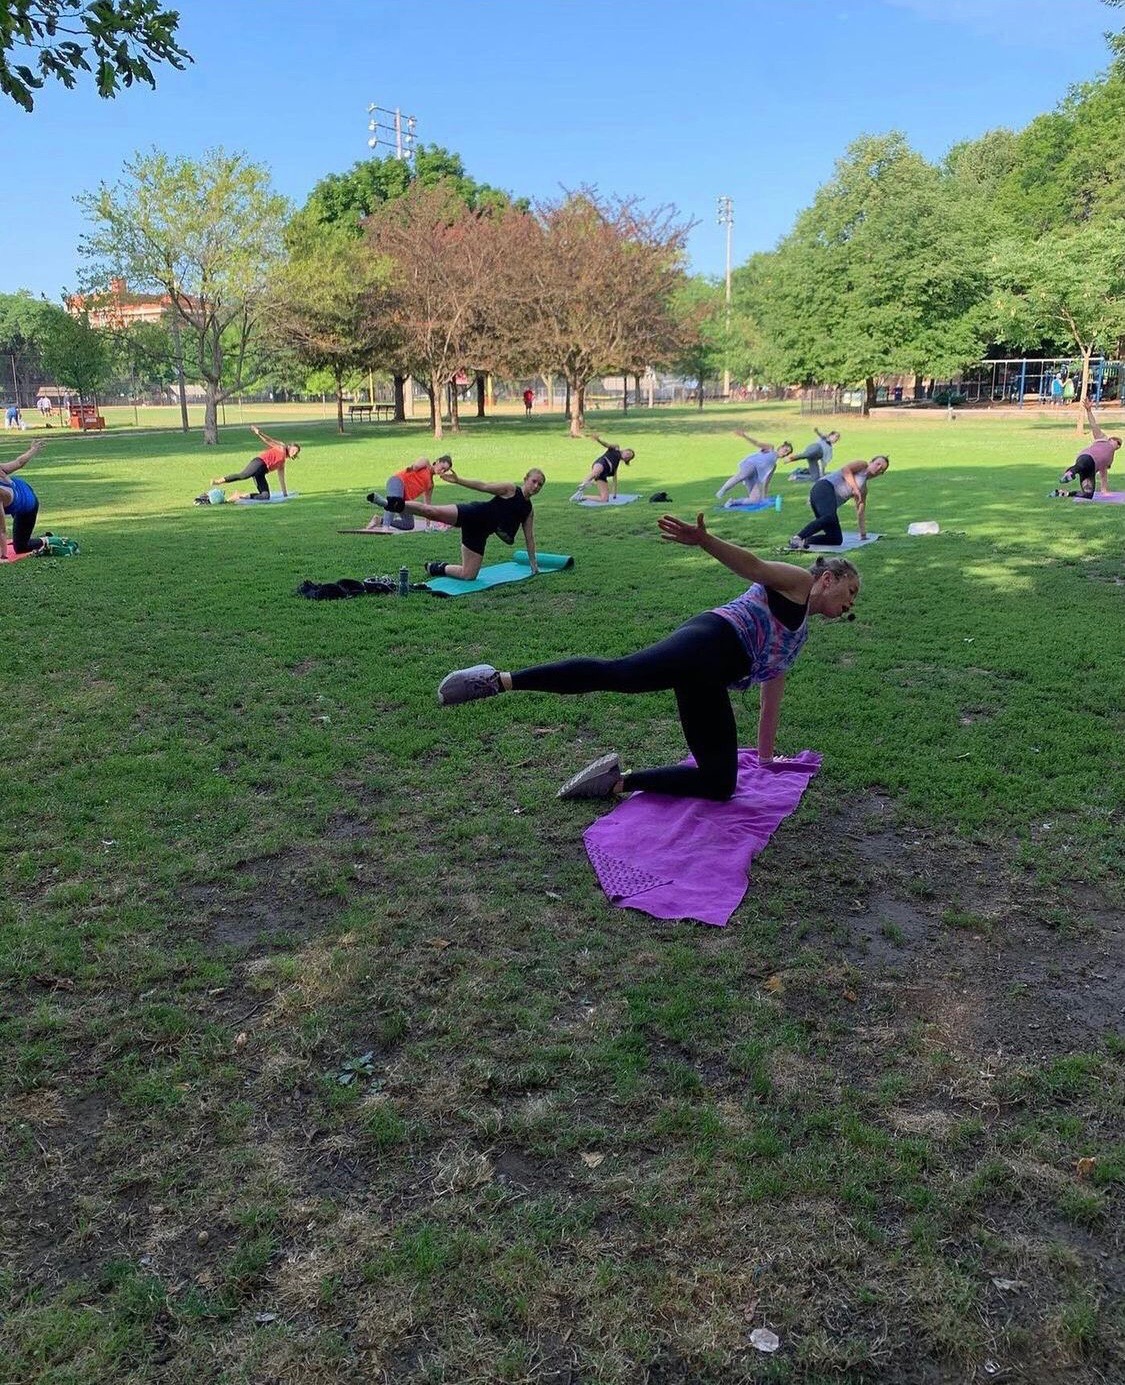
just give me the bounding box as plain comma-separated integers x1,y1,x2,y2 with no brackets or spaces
9,498,43,553
796,478,844,545
509,613,751,800
220,458,270,496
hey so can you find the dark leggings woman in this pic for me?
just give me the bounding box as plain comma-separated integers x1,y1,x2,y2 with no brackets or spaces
218,458,270,496
510,613,751,799
795,478,843,545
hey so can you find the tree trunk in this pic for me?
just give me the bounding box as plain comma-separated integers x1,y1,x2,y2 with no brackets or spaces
171,316,189,433
335,369,346,434
622,373,629,414
697,375,705,410
393,373,406,423
429,373,443,439
564,378,571,422
449,381,462,434
571,380,585,437
913,373,923,402
864,376,876,415
475,372,486,418
544,373,554,411
1076,350,1092,433
202,382,220,444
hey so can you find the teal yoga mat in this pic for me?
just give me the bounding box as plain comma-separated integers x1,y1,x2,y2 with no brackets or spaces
425,550,573,597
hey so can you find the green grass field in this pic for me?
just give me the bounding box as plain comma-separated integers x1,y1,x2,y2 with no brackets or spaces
1,405,1121,1383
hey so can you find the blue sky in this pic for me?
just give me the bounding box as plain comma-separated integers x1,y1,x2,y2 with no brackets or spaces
1,0,1117,301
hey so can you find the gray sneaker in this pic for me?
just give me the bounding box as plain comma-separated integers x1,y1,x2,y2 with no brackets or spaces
437,664,502,707
556,752,622,800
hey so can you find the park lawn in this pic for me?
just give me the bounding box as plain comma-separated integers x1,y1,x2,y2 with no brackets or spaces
0,406,1121,1384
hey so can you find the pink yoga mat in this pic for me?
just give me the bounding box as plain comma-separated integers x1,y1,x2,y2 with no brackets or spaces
0,548,37,564
583,748,821,926
1074,491,1125,504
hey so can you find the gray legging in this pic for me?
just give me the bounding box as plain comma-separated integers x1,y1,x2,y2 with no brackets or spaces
796,478,844,545
791,442,826,480
383,473,415,530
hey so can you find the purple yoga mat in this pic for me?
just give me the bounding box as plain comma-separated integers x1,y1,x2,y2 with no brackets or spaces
583,748,821,927
1074,491,1125,504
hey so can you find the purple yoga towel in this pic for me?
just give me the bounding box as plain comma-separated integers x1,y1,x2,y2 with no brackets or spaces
1074,491,1125,504
583,748,821,927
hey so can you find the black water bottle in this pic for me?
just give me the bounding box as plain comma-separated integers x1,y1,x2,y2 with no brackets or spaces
398,566,409,597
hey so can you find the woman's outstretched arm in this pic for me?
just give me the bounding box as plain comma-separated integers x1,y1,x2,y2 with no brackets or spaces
658,512,813,604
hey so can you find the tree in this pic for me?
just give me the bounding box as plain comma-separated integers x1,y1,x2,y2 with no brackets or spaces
362,183,507,440
298,146,524,421
669,277,732,409
1,0,190,112
0,290,65,405
78,148,290,444
40,309,111,417
738,134,988,407
522,191,691,436
268,220,396,434
304,145,524,230
989,222,1125,431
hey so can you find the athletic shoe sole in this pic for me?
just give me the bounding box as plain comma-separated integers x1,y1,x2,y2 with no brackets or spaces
556,752,622,800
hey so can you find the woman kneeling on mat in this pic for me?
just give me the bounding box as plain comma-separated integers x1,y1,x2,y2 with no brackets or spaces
437,513,859,802
369,467,544,579
717,430,793,502
1,440,47,558
1051,399,1119,499
572,434,635,503
212,425,300,500
365,454,452,531
788,456,888,549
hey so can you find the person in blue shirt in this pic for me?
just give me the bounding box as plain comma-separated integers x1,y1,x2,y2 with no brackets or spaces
0,440,47,559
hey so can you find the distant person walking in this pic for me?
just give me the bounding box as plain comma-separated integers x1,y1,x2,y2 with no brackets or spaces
5,405,21,430
212,425,300,501
36,396,52,421
523,388,534,417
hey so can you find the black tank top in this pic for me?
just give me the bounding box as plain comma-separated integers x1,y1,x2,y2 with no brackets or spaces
489,486,532,544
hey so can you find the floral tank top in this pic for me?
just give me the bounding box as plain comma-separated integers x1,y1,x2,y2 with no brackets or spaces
711,583,809,690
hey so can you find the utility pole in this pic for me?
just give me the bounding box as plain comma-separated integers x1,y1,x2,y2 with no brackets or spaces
717,196,734,398
367,104,417,161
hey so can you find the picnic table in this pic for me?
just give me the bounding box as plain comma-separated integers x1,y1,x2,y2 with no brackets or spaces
348,403,395,422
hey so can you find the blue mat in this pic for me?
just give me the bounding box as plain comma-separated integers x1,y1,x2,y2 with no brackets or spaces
719,496,782,513
572,494,640,507
425,550,574,597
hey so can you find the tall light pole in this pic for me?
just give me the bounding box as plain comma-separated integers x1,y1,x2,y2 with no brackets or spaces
367,103,417,161
717,195,734,398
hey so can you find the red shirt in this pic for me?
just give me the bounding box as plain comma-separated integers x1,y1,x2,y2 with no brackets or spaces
258,444,287,472
396,463,434,501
